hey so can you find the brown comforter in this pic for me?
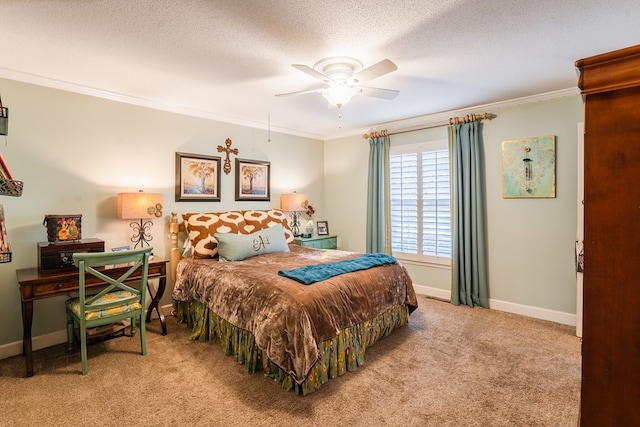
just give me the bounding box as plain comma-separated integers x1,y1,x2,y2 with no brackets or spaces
172,244,418,383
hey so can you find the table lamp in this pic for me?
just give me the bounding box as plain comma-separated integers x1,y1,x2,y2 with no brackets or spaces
280,192,307,237
117,191,163,248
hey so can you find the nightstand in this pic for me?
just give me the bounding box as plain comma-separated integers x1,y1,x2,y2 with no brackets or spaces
294,235,338,249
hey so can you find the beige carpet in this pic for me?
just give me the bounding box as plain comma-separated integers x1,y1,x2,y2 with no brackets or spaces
0,296,581,426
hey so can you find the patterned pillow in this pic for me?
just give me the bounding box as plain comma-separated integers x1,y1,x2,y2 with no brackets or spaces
215,223,290,262
243,209,294,243
182,211,247,258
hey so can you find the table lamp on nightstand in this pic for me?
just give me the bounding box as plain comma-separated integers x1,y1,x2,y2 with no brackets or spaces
117,191,163,248
280,192,307,237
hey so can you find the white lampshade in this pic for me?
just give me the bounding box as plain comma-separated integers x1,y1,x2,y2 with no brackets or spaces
280,193,307,212
117,192,163,219
322,85,360,108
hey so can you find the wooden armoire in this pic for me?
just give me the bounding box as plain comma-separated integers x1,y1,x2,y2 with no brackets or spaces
576,45,640,426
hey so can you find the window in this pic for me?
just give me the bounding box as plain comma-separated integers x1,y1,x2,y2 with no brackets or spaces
389,140,451,265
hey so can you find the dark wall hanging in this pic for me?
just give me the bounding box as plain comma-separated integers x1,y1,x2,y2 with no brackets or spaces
0,94,8,136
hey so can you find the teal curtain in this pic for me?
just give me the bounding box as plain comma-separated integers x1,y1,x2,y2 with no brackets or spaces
366,136,390,254
450,122,489,308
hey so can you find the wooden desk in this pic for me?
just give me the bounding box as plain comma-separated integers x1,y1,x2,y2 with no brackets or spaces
16,257,168,377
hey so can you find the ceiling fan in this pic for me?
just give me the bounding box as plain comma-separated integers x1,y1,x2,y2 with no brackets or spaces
276,56,399,108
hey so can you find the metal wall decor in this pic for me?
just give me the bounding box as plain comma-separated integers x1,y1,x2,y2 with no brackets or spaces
217,138,239,175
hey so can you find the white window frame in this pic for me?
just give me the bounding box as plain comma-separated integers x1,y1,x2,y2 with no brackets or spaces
389,139,451,267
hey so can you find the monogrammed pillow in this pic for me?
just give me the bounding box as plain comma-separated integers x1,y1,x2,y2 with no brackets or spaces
182,211,247,258
215,223,290,262
242,209,294,243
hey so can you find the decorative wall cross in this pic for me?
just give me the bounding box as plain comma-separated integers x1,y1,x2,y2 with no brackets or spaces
217,138,239,175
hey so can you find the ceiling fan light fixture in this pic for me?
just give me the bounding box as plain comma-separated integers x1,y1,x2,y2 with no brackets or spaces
278,57,398,107
322,85,360,108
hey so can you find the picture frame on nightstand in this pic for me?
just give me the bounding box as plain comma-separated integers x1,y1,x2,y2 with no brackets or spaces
316,221,329,235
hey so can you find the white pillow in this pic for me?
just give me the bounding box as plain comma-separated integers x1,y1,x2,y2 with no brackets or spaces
215,223,290,262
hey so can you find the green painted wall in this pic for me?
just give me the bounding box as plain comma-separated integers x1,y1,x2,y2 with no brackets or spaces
324,95,584,315
0,78,323,348
0,76,583,352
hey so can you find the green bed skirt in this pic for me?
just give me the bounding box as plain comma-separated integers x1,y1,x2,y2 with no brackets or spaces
175,300,410,395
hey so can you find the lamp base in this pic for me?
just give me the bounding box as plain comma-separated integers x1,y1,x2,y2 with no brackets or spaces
130,219,154,249
289,211,301,237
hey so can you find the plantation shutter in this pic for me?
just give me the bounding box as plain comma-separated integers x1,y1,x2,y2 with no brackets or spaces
390,152,418,253
390,140,451,264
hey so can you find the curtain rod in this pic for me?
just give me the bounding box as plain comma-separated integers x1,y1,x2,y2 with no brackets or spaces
362,112,494,139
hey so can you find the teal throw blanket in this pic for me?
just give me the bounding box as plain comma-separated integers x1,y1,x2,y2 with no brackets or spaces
278,253,397,285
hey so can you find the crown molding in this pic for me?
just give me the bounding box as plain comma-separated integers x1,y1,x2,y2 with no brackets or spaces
0,67,323,141
0,66,579,142
323,87,581,141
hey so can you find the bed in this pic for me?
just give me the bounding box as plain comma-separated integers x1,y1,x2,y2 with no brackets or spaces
169,209,418,395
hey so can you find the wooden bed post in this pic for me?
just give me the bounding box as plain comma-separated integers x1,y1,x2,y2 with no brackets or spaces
169,211,180,283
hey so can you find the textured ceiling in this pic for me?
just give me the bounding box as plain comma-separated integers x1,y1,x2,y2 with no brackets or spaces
1,0,640,140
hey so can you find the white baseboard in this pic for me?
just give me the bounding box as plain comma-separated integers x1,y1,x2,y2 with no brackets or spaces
413,284,451,301
0,303,175,361
413,284,577,327
488,299,576,327
0,330,68,361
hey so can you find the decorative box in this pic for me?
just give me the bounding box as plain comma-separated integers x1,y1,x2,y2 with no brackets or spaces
38,238,104,274
43,214,82,242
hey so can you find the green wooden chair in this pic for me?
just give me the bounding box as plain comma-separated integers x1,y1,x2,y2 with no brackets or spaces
65,247,153,375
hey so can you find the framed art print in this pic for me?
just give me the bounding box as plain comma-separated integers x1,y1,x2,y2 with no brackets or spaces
316,221,329,235
502,135,556,198
235,158,270,201
175,152,221,201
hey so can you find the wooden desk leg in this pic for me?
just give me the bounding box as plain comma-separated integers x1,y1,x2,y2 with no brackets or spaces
146,277,167,335
21,300,34,377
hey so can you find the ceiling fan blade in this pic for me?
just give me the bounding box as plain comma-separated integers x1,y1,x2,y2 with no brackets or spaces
292,64,333,83
275,87,325,97
360,86,399,100
350,59,397,84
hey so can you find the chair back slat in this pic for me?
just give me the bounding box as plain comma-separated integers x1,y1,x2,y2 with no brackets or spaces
73,247,152,315
75,249,151,268
82,261,145,305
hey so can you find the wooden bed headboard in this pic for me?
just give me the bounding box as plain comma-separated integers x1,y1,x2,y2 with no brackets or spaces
169,211,185,283
168,209,295,283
